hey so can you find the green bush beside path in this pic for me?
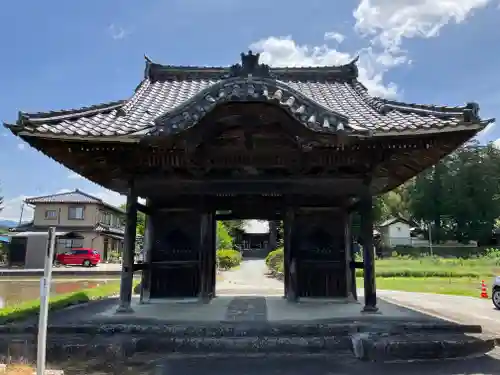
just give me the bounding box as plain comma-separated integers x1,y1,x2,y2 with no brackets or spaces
216,249,243,270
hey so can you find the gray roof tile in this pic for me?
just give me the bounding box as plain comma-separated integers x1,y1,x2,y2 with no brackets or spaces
5,55,494,138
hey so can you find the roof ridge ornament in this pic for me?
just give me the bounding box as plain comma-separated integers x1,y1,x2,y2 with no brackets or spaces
228,50,273,78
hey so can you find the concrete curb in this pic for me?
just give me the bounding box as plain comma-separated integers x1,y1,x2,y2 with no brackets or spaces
351,332,497,362
0,270,121,277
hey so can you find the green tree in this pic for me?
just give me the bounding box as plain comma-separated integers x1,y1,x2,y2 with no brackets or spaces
119,203,146,236
216,222,232,249
407,141,500,244
221,220,244,238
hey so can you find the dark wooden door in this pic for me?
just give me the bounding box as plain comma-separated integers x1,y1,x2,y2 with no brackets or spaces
149,210,203,299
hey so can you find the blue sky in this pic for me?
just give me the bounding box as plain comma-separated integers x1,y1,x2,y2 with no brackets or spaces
1,0,500,221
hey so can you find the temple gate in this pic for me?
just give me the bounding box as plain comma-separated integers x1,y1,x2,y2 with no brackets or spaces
6,51,491,313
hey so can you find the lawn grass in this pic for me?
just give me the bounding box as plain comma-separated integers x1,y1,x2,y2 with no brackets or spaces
266,248,499,297
358,256,499,278
357,277,490,298
0,280,139,324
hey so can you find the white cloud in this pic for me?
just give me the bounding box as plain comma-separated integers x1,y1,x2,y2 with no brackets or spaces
17,143,25,151
353,0,491,56
250,1,491,100
108,24,129,40
91,189,127,208
91,189,146,208
250,36,399,98
324,31,345,44
0,195,32,221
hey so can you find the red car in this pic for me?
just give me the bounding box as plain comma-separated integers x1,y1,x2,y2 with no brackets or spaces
55,248,101,267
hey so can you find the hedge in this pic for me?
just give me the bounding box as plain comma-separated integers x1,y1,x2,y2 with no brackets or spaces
264,247,496,279
216,249,242,270
389,246,492,258
0,280,137,324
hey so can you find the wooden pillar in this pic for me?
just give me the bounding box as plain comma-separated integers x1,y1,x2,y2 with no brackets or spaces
360,194,377,312
284,207,297,301
345,212,356,301
209,215,217,298
199,213,215,303
116,183,138,313
139,199,153,304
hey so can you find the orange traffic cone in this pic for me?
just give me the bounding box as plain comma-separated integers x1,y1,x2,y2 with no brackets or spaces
480,280,489,299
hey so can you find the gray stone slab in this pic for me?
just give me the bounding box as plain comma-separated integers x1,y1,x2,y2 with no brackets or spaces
266,297,432,322
224,297,268,322
352,332,497,362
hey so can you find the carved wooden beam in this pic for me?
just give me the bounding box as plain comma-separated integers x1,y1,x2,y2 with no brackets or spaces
135,177,367,197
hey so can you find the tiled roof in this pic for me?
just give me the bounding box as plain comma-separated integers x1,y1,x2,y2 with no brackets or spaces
5,53,494,138
25,189,125,213
95,223,125,236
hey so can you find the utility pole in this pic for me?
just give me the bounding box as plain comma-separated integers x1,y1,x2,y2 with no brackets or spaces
17,203,24,227
428,221,433,256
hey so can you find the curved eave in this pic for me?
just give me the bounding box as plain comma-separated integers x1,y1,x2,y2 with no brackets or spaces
3,99,129,137
17,100,126,124
150,76,367,138
7,119,493,144
351,79,489,124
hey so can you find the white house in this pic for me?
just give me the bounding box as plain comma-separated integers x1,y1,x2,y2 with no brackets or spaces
378,216,429,248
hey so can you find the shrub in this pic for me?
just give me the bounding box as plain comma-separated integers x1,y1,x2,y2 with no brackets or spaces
216,249,242,270
265,247,284,274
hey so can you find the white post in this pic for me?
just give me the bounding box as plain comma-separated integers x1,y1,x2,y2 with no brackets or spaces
36,227,56,375
428,222,433,256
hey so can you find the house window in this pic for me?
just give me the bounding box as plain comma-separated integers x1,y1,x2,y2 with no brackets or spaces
57,238,84,248
99,211,111,225
68,206,85,220
45,210,58,220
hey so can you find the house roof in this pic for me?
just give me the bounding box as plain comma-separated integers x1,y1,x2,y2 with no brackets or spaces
5,52,493,140
9,222,124,238
379,216,414,228
24,189,125,214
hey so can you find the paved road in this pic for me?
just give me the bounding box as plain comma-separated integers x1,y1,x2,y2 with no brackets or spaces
378,290,500,335
155,351,500,375
219,259,500,334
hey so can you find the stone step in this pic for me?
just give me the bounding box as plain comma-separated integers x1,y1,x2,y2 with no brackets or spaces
351,332,497,362
0,331,497,364
0,321,483,337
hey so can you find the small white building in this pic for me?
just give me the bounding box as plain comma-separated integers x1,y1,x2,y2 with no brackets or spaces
378,216,429,248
